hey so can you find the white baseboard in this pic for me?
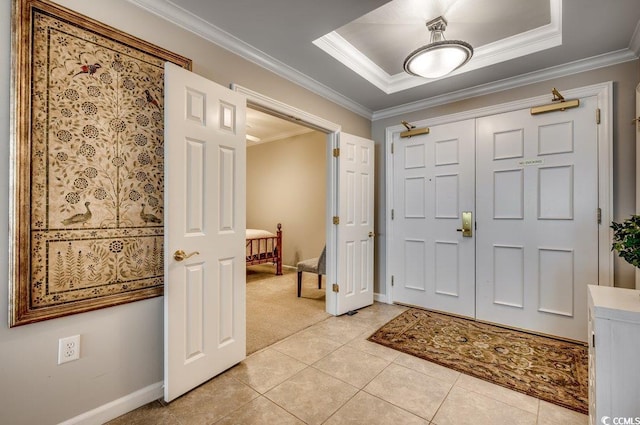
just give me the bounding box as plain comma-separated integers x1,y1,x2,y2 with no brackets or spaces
58,381,163,425
374,293,389,304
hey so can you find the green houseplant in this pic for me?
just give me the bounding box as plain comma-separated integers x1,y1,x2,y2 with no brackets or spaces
611,215,640,268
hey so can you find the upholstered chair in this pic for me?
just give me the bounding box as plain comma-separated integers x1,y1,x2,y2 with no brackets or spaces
296,246,326,297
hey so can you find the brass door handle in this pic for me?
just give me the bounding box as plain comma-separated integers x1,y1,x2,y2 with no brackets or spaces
173,250,200,262
456,211,473,237
368,231,375,238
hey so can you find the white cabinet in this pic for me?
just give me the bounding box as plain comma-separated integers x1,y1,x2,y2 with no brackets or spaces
588,285,640,425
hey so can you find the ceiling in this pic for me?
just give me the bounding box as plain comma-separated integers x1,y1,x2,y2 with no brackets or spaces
246,108,313,147
130,0,640,120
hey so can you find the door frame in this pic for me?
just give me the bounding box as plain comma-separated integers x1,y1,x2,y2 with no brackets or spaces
385,81,614,302
231,84,344,315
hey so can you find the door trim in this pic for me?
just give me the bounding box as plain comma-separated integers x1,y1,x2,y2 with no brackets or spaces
230,84,344,315
385,82,614,302
636,82,640,290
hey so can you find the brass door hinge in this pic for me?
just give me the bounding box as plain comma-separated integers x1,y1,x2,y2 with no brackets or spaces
332,283,339,293
596,108,601,125
391,209,394,220
333,148,340,157
391,275,394,287
597,207,602,224
391,142,394,154
333,216,340,225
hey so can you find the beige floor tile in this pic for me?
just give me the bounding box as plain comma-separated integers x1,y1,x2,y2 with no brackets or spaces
537,400,589,425
393,352,461,385
313,345,391,388
324,391,429,425
364,363,453,420
225,348,307,393
265,367,358,425
454,373,539,414
302,316,370,344
432,385,537,425
214,396,304,425
106,401,180,425
166,374,259,425
346,334,402,362
340,303,407,328
272,331,342,364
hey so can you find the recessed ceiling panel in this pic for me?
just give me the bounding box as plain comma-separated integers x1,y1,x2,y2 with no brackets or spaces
336,0,551,76
314,0,558,93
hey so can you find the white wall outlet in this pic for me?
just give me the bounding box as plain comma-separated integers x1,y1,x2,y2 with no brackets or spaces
58,335,81,364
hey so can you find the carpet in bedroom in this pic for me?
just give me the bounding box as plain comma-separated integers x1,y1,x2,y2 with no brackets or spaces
246,264,331,354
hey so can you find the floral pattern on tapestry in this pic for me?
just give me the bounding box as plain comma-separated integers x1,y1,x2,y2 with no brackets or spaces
26,8,174,314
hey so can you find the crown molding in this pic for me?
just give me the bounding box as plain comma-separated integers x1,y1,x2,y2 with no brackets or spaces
126,0,637,124
372,48,637,120
126,0,373,119
314,0,562,94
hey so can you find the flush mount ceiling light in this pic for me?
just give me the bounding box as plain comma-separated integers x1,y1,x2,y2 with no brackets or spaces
403,16,473,79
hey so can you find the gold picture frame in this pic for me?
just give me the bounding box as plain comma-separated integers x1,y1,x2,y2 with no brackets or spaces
10,0,192,326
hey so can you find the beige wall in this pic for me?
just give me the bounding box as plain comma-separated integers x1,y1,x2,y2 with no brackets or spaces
0,1,369,424
247,132,327,267
1,1,638,423
372,61,640,294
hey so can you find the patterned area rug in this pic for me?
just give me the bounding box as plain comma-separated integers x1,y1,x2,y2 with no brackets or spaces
368,308,588,414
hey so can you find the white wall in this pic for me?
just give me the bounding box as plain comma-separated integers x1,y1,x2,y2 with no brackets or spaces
247,132,326,267
0,1,370,424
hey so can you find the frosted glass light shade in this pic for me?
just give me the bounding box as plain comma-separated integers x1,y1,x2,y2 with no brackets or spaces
404,40,473,79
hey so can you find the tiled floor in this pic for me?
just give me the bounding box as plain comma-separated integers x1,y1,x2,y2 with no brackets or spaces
108,303,588,425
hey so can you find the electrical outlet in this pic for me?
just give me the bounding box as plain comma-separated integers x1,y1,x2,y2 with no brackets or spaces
58,335,81,364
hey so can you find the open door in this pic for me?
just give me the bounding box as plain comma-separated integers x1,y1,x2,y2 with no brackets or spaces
334,133,375,315
164,63,246,402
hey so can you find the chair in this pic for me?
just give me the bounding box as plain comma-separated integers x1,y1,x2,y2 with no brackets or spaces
296,246,326,297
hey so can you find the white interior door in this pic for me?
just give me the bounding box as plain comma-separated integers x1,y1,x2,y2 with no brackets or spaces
476,97,599,342
391,120,476,318
164,62,246,402
334,133,374,315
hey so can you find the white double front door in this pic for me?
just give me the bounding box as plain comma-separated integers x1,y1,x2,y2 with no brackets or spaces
391,96,599,342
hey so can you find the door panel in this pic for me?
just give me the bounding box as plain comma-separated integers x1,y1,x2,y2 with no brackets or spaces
164,62,246,402
391,120,476,318
335,133,374,315
476,97,598,342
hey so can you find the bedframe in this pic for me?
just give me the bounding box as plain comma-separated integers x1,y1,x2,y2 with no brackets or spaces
246,223,283,275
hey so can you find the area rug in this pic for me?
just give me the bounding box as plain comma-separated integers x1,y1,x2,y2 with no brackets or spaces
368,308,588,414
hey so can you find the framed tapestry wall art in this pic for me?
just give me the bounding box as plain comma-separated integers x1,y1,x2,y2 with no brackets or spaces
9,0,192,326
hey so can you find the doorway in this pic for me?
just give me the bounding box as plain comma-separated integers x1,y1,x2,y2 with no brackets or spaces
233,84,375,317
386,83,613,342
244,107,329,354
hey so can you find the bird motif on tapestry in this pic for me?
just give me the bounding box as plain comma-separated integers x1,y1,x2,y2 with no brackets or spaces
70,63,102,78
61,202,92,226
144,89,160,109
140,204,161,224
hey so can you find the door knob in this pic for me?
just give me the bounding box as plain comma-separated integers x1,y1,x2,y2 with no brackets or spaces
173,250,200,262
368,231,375,238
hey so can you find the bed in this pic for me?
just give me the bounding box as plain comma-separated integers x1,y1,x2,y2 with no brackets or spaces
246,223,283,275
